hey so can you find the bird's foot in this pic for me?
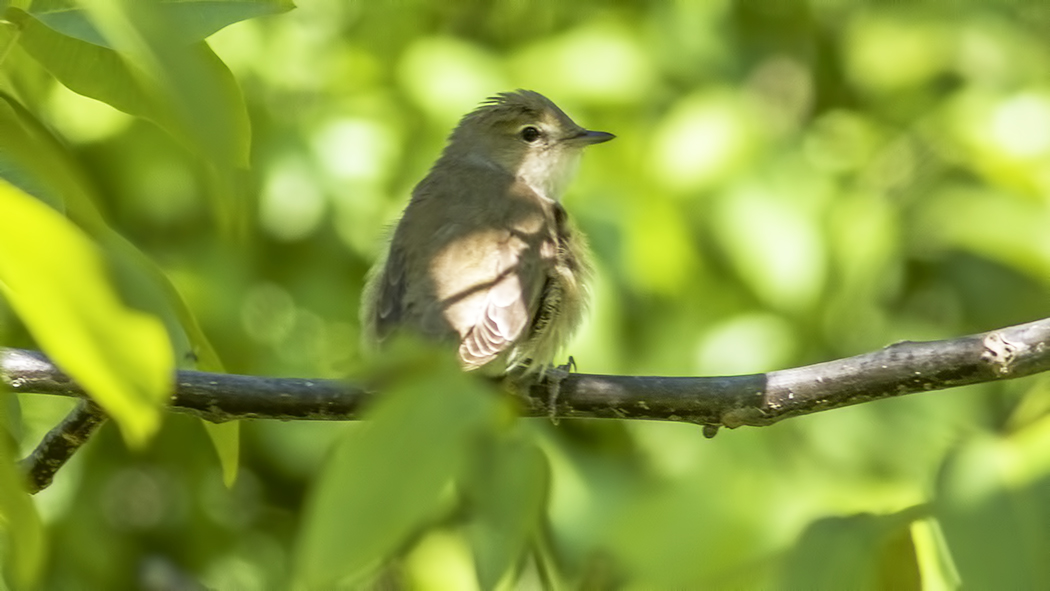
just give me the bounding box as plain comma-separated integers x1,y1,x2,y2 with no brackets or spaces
544,356,576,425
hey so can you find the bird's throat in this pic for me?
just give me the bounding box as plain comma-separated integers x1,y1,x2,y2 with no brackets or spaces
517,152,582,202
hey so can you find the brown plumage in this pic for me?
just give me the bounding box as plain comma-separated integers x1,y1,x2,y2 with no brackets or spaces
361,90,613,375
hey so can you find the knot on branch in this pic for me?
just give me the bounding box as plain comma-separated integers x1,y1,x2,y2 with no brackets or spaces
982,332,1020,374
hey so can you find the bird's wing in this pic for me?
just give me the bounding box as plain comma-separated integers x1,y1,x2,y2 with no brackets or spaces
369,211,547,371
420,217,548,370
371,244,406,340
453,232,540,369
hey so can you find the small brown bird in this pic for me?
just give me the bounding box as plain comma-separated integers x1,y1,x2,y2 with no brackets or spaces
361,90,613,376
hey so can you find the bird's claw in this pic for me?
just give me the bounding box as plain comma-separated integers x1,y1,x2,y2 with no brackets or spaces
545,356,576,425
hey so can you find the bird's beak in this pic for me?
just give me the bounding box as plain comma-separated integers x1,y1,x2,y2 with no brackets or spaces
571,129,616,145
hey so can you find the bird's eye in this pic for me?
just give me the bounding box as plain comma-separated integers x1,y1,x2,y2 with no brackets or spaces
520,126,542,143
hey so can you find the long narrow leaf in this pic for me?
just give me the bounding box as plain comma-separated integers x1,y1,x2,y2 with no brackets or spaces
0,181,173,446
28,0,295,47
0,392,45,588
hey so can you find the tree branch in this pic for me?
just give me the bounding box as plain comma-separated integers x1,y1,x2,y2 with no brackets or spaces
540,319,1050,435
18,399,107,493
3,316,1049,446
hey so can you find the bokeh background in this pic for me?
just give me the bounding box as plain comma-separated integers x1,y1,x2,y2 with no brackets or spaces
5,0,1050,588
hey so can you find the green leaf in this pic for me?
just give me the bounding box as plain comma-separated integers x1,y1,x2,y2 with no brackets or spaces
62,1,253,168
167,40,252,169
0,93,73,210
465,436,549,590
101,238,239,482
9,7,251,168
204,421,240,488
0,391,45,589
294,347,501,587
27,0,295,47
935,434,1050,589
782,509,923,590
0,180,174,447
7,7,160,119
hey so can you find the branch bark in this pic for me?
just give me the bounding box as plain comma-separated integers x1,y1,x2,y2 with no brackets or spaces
18,399,107,493
3,316,1050,439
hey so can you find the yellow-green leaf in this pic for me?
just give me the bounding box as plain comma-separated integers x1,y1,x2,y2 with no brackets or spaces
0,91,231,466
204,421,240,488
0,392,45,588
0,181,173,447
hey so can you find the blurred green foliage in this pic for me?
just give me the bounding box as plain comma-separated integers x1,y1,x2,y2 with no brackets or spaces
2,0,1050,588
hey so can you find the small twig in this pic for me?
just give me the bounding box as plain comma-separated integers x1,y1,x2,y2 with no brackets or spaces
19,399,107,493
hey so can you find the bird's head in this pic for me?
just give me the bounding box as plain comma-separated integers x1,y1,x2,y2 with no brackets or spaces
445,90,614,201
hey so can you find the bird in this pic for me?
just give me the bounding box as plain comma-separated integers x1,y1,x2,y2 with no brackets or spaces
360,89,614,378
